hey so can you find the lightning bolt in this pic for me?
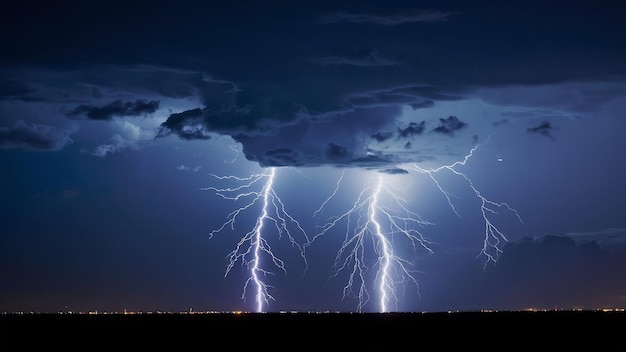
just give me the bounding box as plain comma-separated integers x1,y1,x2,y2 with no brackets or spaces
412,142,523,268
225,144,240,164
311,139,522,312
203,167,309,312
309,170,435,313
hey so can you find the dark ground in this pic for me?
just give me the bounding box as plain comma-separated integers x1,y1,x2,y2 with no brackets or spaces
1,311,624,350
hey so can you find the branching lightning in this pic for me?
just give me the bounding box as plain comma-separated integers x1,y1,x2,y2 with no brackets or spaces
309,170,436,313
310,140,522,312
205,138,520,313
412,143,523,268
203,167,309,312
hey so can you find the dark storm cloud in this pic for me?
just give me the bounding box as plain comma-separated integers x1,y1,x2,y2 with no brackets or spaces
3,1,626,170
349,153,394,168
157,108,211,140
527,121,554,139
320,10,459,25
256,148,301,167
566,228,626,253
390,86,464,102
311,53,398,67
432,116,467,136
0,79,38,101
348,94,415,107
310,47,399,67
501,110,572,121
0,65,227,106
399,121,426,138
150,77,313,138
481,83,626,116
325,143,349,159
157,82,476,169
410,101,435,110
160,105,407,169
379,167,409,175
348,86,464,109
0,120,75,151
371,132,394,143
66,99,160,120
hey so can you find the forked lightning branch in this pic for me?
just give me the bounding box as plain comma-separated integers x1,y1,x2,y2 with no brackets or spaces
203,168,308,313
205,141,522,313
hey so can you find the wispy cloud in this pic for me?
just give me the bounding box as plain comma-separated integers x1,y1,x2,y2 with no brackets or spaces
66,99,160,120
320,10,460,25
176,164,202,172
91,120,148,157
311,51,399,67
0,120,77,151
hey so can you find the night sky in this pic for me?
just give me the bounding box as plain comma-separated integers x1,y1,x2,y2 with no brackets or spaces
2,0,626,313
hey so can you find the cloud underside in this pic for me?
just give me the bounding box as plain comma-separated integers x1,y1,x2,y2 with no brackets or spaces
3,61,624,164
0,120,75,151
2,0,624,164
310,50,399,67
153,76,626,169
66,99,160,120
320,10,459,25
158,103,477,169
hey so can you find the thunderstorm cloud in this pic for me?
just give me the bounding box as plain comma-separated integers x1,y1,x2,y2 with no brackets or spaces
1,1,625,170
319,10,460,25
527,121,554,139
66,99,160,120
378,167,409,175
0,79,38,101
398,121,426,138
310,48,399,67
157,108,211,141
432,116,468,136
0,120,76,151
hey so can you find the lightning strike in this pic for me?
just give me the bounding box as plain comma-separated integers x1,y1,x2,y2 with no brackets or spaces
203,167,309,312
310,171,435,313
412,142,523,268
225,144,240,164
310,137,522,312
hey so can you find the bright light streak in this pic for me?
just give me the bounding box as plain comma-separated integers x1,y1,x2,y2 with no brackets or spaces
309,171,435,313
225,144,240,164
203,167,309,312
412,142,523,268
310,139,522,312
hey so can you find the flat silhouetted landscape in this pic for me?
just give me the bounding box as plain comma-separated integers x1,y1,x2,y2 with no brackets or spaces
2,310,624,350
